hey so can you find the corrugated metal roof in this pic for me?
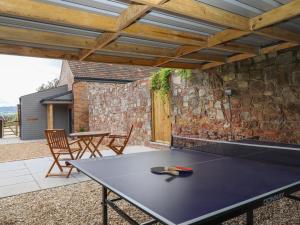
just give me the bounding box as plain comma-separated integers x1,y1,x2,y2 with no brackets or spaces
0,0,299,68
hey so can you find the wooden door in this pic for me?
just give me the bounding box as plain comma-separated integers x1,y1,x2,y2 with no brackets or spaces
152,91,171,144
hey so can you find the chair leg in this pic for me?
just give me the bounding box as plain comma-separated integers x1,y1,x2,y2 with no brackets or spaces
56,154,64,172
45,154,63,177
45,160,56,178
66,166,73,178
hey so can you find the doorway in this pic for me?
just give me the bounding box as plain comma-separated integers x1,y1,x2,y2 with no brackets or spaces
152,91,172,144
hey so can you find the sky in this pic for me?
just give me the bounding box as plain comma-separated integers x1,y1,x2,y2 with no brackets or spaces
0,55,62,106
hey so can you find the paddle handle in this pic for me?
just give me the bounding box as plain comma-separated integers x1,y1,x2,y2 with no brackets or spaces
162,170,179,176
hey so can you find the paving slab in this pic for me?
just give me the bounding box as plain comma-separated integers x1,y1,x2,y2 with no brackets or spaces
0,181,40,198
0,160,26,172
0,174,34,187
0,145,157,198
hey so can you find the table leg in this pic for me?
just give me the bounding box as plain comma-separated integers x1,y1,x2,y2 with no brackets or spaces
246,210,254,225
79,138,89,158
102,186,108,225
80,137,97,158
86,137,98,158
91,135,106,157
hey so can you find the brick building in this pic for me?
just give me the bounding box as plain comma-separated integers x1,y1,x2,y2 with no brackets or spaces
58,60,154,135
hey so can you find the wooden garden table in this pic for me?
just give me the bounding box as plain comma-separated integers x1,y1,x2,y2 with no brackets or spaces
70,131,110,158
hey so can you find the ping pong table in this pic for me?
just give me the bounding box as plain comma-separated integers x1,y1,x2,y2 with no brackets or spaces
69,136,300,225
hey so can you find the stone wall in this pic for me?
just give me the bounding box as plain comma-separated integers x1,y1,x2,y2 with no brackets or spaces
171,46,300,143
73,81,89,132
88,79,152,145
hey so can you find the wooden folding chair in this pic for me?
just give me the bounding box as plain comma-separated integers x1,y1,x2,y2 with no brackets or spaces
45,129,82,178
107,125,134,155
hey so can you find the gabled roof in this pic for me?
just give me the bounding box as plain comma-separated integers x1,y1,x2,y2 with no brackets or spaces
40,91,73,104
67,61,155,82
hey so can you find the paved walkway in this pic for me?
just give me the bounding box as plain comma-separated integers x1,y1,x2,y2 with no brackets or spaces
0,146,157,198
0,137,42,145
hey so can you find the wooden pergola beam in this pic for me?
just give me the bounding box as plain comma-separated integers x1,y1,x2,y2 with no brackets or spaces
131,0,250,30
255,27,300,44
0,0,299,70
0,0,116,31
79,33,119,60
0,0,255,55
214,43,258,55
0,26,97,50
201,42,299,70
250,0,300,30
153,29,251,67
79,2,153,60
130,0,300,67
0,43,201,69
0,26,224,63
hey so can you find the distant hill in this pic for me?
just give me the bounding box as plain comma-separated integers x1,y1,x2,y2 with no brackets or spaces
0,106,17,116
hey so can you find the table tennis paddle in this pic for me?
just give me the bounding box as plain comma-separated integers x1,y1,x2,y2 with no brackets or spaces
151,166,193,176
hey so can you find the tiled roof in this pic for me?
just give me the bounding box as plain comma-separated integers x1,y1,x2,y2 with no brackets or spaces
67,61,155,81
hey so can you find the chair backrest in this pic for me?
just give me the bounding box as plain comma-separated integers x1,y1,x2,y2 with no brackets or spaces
124,125,134,146
45,129,70,152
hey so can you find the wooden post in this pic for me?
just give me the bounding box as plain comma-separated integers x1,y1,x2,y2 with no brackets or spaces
0,119,3,138
47,104,54,129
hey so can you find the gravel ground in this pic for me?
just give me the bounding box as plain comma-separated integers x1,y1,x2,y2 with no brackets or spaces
0,181,299,225
0,141,50,163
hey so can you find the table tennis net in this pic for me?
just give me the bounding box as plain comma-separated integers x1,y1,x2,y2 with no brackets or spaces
172,136,300,168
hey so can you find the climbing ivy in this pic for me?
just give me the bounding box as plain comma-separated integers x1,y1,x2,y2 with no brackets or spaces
150,68,193,101
174,69,192,80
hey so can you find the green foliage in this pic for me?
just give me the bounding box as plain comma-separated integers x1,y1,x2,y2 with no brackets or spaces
37,78,59,92
151,68,172,100
150,71,160,91
175,69,192,80
79,127,85,132
150,68,193,101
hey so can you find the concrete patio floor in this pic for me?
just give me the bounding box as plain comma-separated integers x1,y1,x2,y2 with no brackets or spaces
0,146,157,198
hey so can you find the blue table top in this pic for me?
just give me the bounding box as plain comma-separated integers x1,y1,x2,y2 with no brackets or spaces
70,146,300,225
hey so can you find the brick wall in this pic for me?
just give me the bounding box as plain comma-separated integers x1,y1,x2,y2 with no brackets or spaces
88,79,152,145
73,81,89,132
171,46,300,143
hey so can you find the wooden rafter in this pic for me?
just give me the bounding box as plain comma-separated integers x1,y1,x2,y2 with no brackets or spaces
0,25,223,63
0,0,116,31
255,27,300,44
201,42,299,70
152,29,251,67
0,0,256,55
0,0,299,70
250,0,300,30
132,0,300,43
79,33,119,60
145,0,300,67
105,42,225,62
214,43,258,55
79,0,168,60
0,43,200,69
0,26,97,49
131,0,300,68
131,0,249,30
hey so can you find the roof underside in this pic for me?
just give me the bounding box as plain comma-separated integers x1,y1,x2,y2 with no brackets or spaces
41,91,73,104
0,0,299,71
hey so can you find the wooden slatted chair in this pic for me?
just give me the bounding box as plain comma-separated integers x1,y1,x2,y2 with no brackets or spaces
45,129,82,178
107,125,134,155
